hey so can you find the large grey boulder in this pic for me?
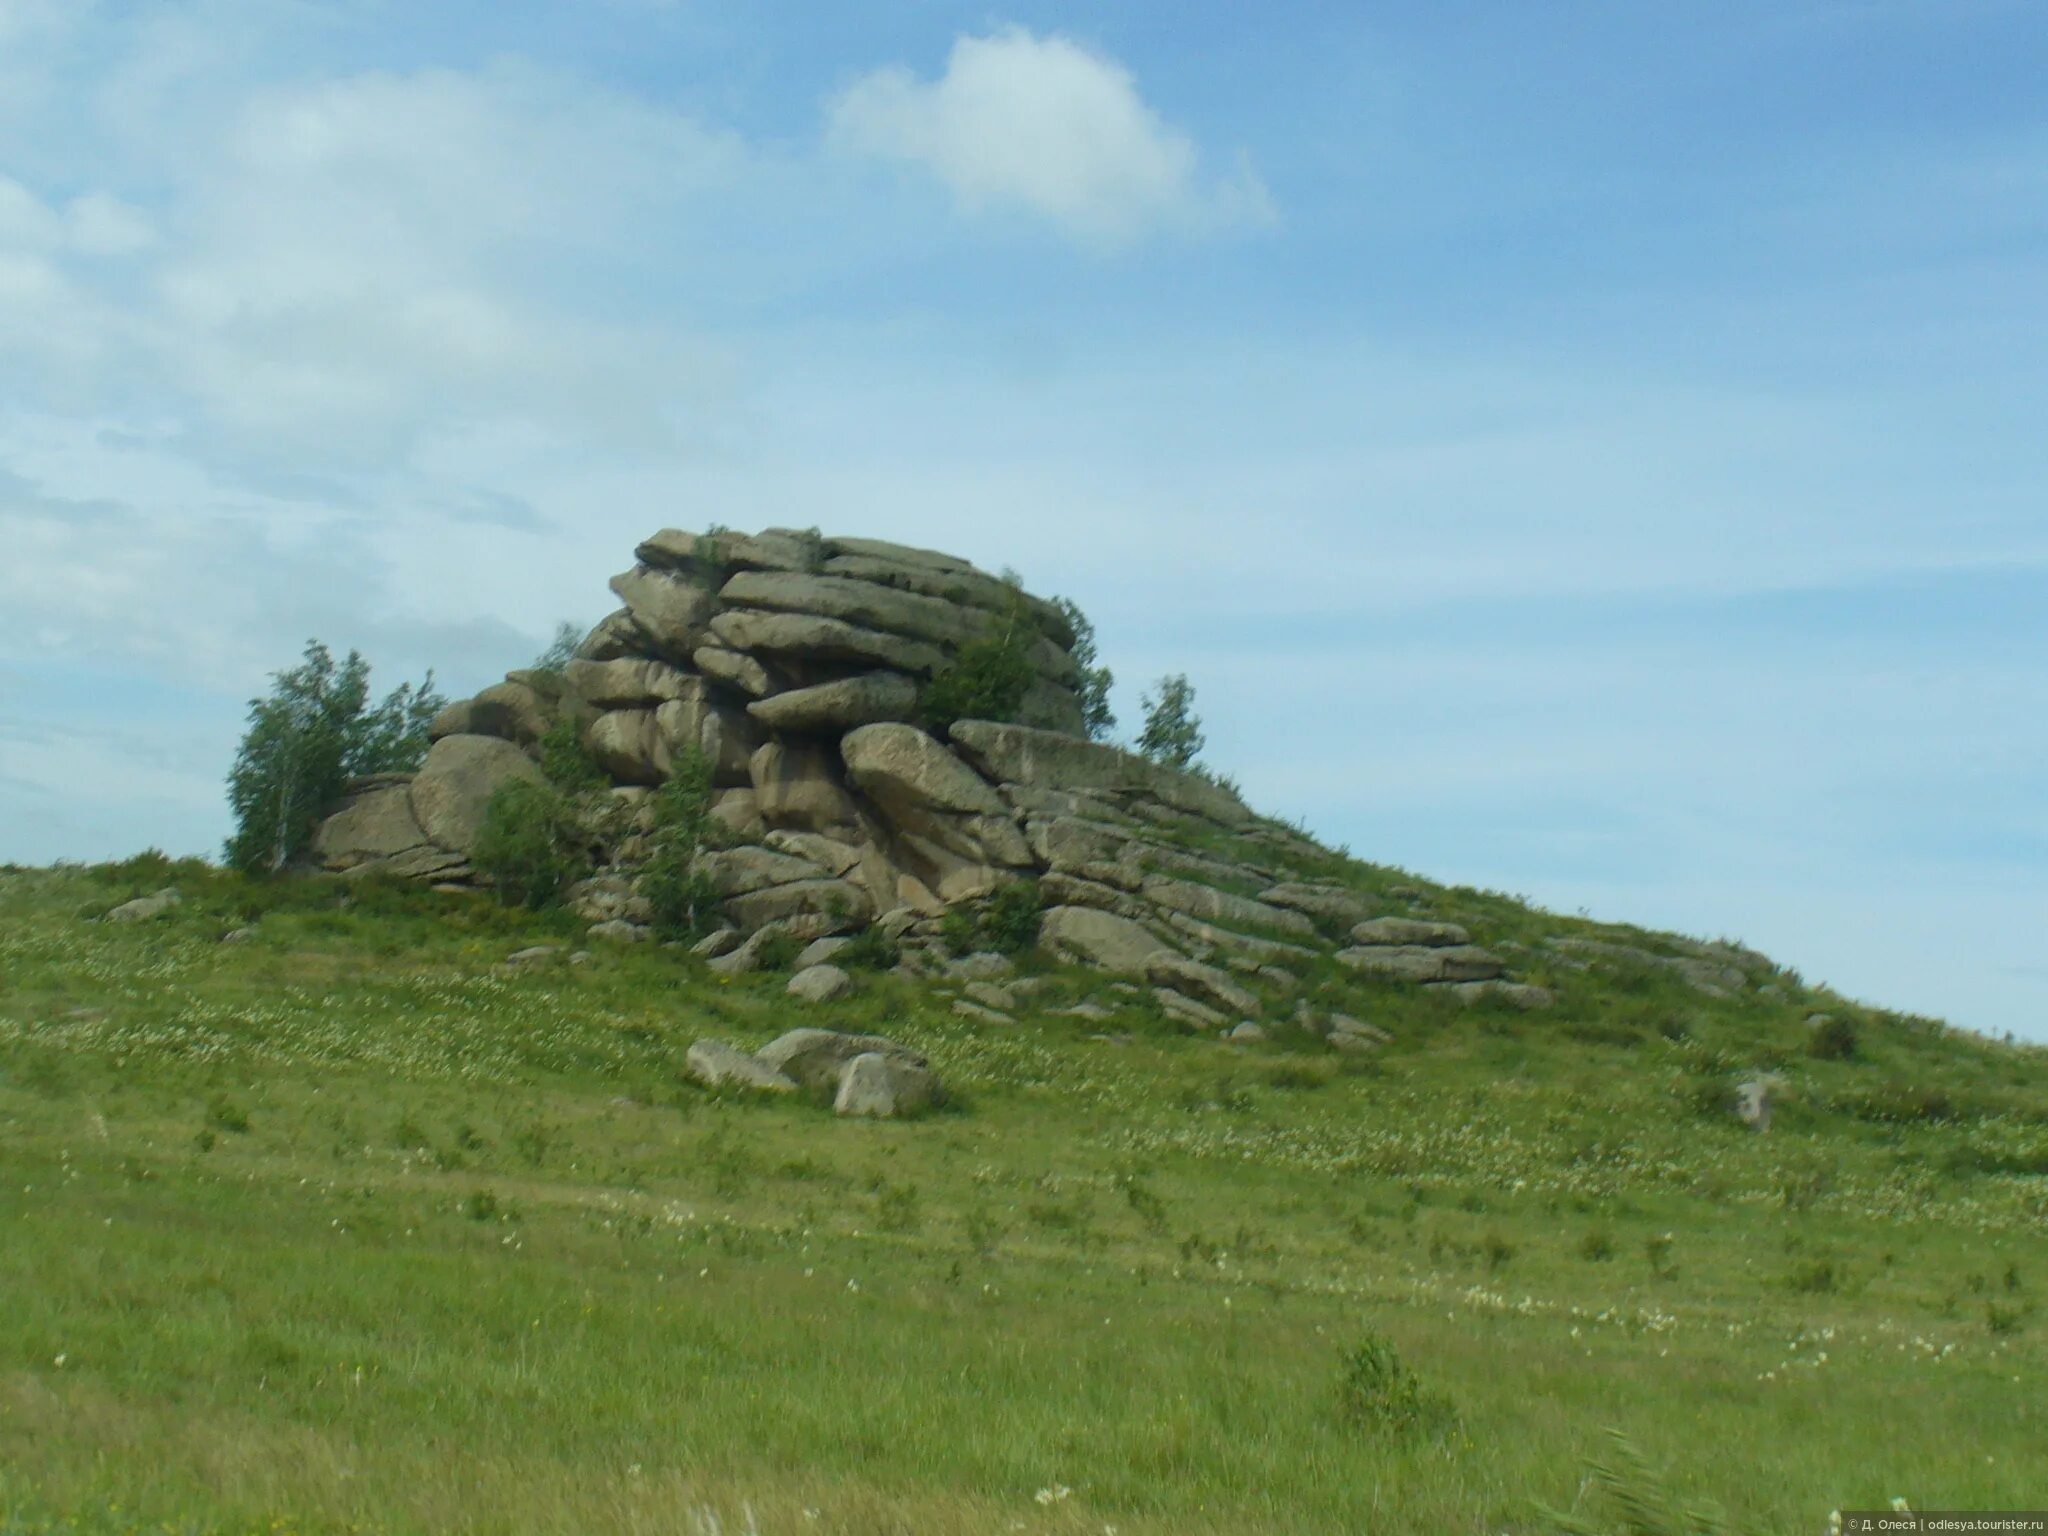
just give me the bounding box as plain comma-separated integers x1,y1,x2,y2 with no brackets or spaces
748,741,862,835
426,680,556,746
748,672,919,734
726,878,872,935
710,609,948,678
409,734,545,855
585,709,668,785
692,645,777,698
819,550,1075,649
949,720,1251,827
722,570,984,651
609,566,717,658
638,526,822,576
834,1052,941,1118
563,657,694,709
1039,905,1176,974
695,845,832,897
706,922,791,976
574,610,646,662
685,1040,799,1095
757,1027,928,1090
313,782,428,869
841,723,1008,817
656,692,759,787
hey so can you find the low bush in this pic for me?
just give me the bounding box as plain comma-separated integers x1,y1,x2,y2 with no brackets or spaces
1335,1330,1459,1440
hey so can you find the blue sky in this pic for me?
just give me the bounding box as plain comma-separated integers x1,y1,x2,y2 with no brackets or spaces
2,0,2043,1038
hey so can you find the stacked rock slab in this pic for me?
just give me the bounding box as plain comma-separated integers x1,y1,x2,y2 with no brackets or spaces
306,526,1552,1009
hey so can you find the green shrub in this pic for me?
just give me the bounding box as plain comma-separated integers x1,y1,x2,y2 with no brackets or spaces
472,778,590,909
1335,1330,1458,1440
640,748,723,940
981,880,1043,953
1806,1014,1859,1061
834,926,899,972
536,717,608,794
920,598,1038,735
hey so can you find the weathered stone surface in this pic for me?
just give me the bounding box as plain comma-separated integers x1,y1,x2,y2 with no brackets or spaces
707,788,765,842
343,847,471,882
1155,988,1227,1029
706,923,790,976
788,963,854,1003
710,608,948,677
638,526,822,575
409,735,545,855
748,741,862,834
765,830,863,877
1139,876,1317,938
562,657,694,709
567,873,651,924
842,723,1007,816
834,1052,940,1118
685,1039,798,1094
692,645,778,697
1350,917,1472,948
694,845,830,897
819,549,1075,648
104,888,181,923
575,610,645,662
1146,953,1260,1017
723,570,986,649
1259,882,1373,927
1039,905,1175,974
505,945,560,965
691,928,742,958
962,980,1017,1012
313,784,428,869
1441,980,1555,1010
587,918,650,943
825,535,975,574
726,878,872,934
1337,944,1504,983
1551,937,1746,997
952,999,1012,1024
947,952,1014,981
794,935,854,969
1017,676,1086,737
1736,1075,1775,1133
949,720,1252,827
585,709,667,786
1157,911,1316,963
609,566,717,657
757,1028,928,1090
655,694,760,787
427,680,555,746
1228,1022,1266,1042
748,672,919,734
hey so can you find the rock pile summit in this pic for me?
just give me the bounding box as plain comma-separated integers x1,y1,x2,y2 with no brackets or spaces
310,526,1557,1015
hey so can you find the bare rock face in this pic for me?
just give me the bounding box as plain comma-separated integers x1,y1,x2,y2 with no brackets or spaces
1040,906,1176,974
748,672,918,734
408,735,545,856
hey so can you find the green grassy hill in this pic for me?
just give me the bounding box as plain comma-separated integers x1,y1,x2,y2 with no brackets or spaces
2,849,2043,1535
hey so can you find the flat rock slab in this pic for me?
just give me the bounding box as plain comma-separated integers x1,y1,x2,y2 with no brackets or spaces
1146,952,1260,1017
1350,917,1472,948
748,672,919,734
103,888,181,923
1337,944,1503,984
686,1040,799,1095
1039,905,1176,974
758,1027,928,1090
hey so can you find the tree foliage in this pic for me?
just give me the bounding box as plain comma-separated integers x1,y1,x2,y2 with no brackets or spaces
470,777,591,909
920,597,1038,737
1136,673,1204,770
531,620,583,678
224,641,444,873
1052,596,1115,741
640,746,723,939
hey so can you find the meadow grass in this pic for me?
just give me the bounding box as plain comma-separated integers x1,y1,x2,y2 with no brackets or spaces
1,854,2043,1534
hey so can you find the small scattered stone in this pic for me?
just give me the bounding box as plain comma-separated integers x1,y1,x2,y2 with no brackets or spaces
691,928,741,958
962,981,1017,1013
505,945,560,965
587,919,650,944
952,1000,1014,1024
1227,1021,1266,1042
788,963,855,1003
1059,1001,1116,1021
103,888,180,923
947,951,1014,981
220,927,256,944
568,950,593,965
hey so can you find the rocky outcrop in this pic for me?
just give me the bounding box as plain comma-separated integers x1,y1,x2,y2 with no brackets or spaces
306,524,1558,1015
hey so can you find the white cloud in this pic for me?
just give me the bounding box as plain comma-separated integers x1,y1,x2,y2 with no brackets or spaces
827,26,1273,249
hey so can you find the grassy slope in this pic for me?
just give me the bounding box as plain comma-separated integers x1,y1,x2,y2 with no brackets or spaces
0,848,2044,1536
